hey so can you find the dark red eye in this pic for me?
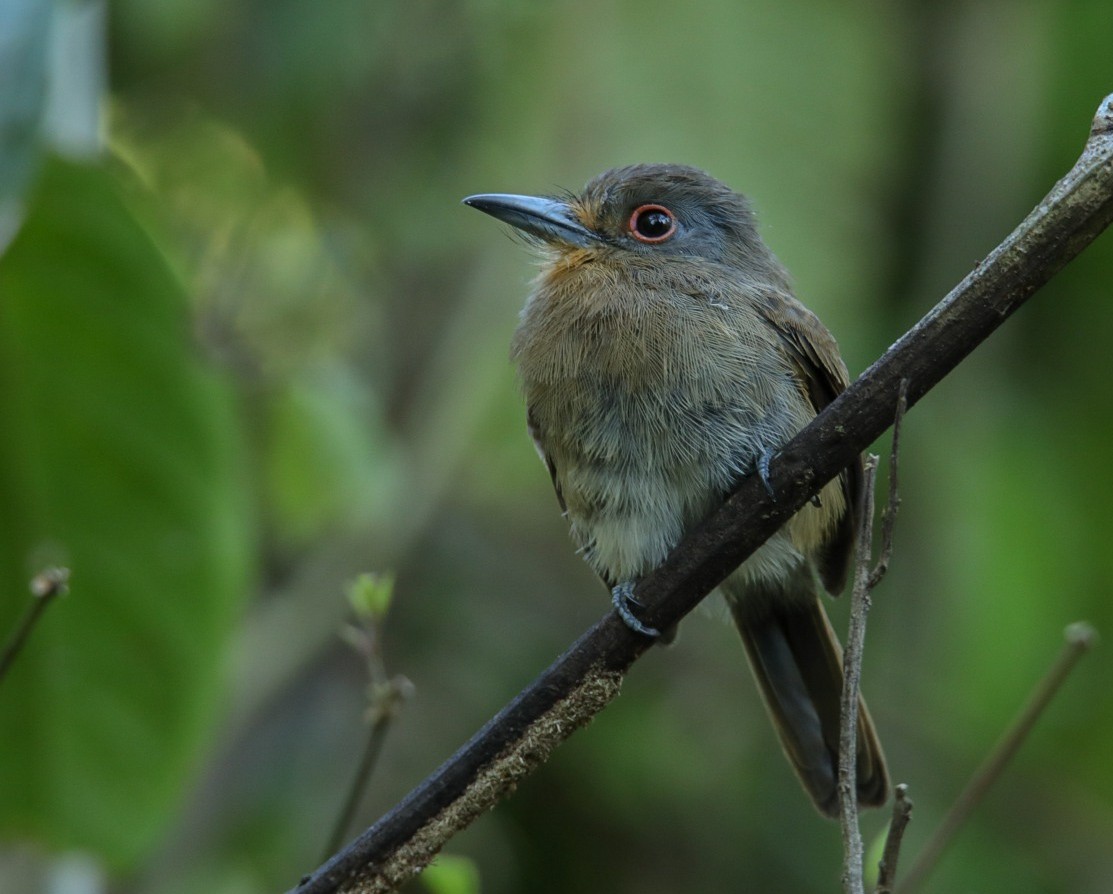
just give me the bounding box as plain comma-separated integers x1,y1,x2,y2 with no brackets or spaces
629,204,677,243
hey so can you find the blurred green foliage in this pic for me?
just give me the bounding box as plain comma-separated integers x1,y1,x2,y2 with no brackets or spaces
1,1,1112,893
420,855,480,894
0,159,252,867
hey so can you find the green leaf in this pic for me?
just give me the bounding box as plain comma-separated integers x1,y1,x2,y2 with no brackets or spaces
0,158,252,869
346,571,395,622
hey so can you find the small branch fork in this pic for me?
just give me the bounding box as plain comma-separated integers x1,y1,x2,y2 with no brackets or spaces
836,375,1098,894
839,381,909,894
323,574,414,863
291,95,1113,894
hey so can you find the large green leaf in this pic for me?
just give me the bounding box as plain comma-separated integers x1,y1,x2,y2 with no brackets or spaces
0,158,252,869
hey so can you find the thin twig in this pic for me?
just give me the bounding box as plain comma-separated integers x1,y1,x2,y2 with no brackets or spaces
839,455,880,894
870,379,909,589
0,567,69,686
323,688,410,861
896,622,1098,894
842,380,910,894
875,784,914,894
322,575,414,862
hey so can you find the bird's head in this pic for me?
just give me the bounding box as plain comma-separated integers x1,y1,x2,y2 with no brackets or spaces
464,163,788,285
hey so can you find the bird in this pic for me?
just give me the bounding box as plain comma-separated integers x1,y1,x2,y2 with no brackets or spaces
463,163,888,817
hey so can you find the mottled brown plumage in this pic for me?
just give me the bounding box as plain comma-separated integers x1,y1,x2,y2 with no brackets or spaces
464,164,888,816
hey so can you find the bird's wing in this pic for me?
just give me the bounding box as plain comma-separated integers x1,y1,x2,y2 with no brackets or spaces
758,292,850,407
756,291,862,595
527,405,566,514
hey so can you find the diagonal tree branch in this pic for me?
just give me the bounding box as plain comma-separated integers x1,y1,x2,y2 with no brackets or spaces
290,94,1113,894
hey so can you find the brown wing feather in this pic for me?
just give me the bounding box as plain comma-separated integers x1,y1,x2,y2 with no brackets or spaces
757,292,862,594
526,406,566,514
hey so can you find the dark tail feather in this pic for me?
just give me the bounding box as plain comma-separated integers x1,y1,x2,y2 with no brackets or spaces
730,595,889,817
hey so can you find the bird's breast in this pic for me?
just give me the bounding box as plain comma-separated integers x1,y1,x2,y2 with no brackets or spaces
511,262,820,580
514,258,781,388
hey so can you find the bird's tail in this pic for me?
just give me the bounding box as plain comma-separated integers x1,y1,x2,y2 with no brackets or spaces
730,586,889,817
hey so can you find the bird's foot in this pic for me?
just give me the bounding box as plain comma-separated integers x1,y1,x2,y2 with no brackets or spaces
611,581,660,638
756,449,776,500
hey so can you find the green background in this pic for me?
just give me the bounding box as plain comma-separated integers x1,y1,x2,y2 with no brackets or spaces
1,1,1112,892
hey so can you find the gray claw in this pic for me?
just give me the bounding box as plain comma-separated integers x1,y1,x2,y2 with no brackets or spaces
757,449,776,500
611,581,660,638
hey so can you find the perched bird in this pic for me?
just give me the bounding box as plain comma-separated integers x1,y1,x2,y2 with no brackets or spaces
463,164,888,816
